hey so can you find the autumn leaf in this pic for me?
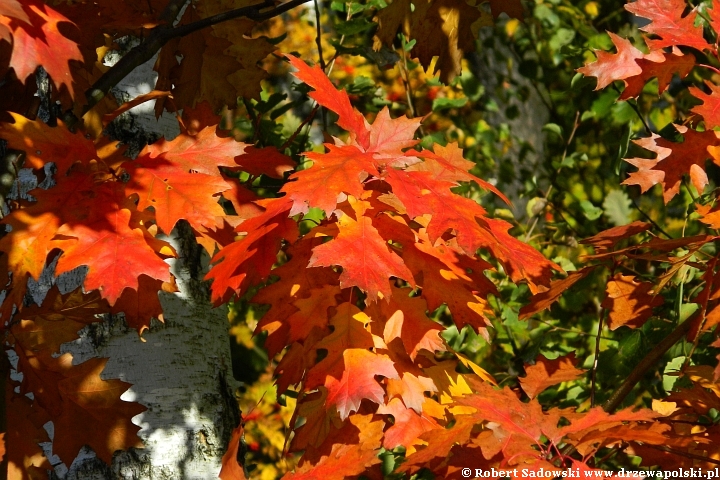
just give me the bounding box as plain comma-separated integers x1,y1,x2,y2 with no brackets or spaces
321,349,398,420
519,353,586,399
286,54,370,147
0,0,83,97
520,268,594,319
377,397,441,450
624,127,720,203
281,144,379,217
373,0,486,83
625,0,709,51
124,155,232,233
219,423,248,480
621,50,695,100
691,81,720,130
577,32,650,90
54,208,173,304
602,274,664,330
308,198,415,301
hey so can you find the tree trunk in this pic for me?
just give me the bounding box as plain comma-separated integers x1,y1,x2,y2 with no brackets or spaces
8,54,239,479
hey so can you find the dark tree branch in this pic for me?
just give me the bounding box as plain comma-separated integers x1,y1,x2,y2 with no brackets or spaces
601,315,693,413
84,0,312,111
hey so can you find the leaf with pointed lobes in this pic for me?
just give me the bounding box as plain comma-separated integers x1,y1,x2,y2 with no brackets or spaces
5,388,52,478
207,197,298,305
520,268,594,319
281,144,379,217
309,197,415,301
602,274,664,330
579,221,651,253
624,127,720,203
0,0,83,98
285,414,383,479
375,216,496,334
373,0,486,84
691,81,720,130
304,303,397,418
0,113,97,170
140,125,247,175
52,357,146,465
381,287,446,360
234,146,294,179
520,353,586,399
285,54,370,147
621,50,695,100
54,208,173,305
415,143,511,205
112,275,177,333
625,0,710,51
577,32,651,90
219,423,248,480
377,397,441,450
124,155,232,233
324,349,398,420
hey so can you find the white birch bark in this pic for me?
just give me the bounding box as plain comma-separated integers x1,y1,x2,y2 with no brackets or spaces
8,51,239,479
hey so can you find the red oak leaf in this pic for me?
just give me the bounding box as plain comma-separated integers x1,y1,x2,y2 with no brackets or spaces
319,349,398,420
623,127,720,203
519,353,586,399
377,397,440,450
124,155,231,233
621,50,695,100
140,126,247,175
380,287,446,361
281,144,379,216
54,208,172,304
0,0,83,97
690,81,720,130
207,197,298,304
625,0,709,51
219,423,248,480
286,55,370,148
577,32,647,90
602,274,664,330
519,268,594,319
308,199,414,301
0,113,96,171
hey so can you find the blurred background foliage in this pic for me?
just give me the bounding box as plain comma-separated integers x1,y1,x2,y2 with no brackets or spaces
222,0,720,475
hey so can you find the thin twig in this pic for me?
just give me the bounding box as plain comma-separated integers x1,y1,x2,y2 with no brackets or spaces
525,112,580,240
84,0,312,111
590,301,609,407
631,198,672,238
643,444,720,466
611,83,651,134
313,0,326,71
280,104,320,151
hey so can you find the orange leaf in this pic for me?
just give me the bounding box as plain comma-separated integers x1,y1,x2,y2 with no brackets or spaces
602,274,664,330
218,423,248,480
308,199,414,301
54,208,172,304
519,353,586,399
519,268,594,319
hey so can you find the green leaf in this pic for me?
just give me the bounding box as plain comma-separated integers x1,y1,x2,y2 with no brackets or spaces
603,190,632,226
580,200,602,220
431,97,468,111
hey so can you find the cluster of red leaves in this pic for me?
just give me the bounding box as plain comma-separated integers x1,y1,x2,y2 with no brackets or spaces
208,57,690,477
3,0,714,477
578,0,720,203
